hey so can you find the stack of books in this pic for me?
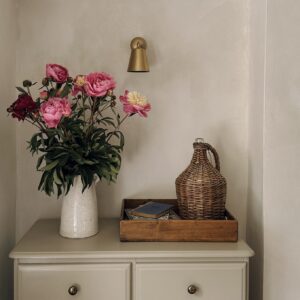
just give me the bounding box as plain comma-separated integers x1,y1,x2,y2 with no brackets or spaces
125,201,181,220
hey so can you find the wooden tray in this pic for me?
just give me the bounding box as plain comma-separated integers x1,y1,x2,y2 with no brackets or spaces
120,199,238,242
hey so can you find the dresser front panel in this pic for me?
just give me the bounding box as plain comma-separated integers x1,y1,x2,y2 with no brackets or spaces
136,262,246,300
18,263,130,300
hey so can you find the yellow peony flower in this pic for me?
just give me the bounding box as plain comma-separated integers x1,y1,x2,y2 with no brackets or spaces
119,90,151,117
74,75,86,87
127,91,148,106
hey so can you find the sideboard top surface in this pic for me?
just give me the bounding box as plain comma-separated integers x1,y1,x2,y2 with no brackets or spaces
10,218,254,259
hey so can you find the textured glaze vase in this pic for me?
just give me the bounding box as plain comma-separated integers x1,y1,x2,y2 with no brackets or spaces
60,176,98,238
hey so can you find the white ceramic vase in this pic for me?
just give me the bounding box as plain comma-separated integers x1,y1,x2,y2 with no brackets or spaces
60,176,98,239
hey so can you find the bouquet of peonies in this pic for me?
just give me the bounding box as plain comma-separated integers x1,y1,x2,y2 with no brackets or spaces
7,64,151,197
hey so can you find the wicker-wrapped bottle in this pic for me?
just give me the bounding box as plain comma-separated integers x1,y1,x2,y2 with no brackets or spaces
175,138,227,220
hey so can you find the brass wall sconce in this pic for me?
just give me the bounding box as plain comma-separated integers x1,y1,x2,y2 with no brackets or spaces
127,37,149,72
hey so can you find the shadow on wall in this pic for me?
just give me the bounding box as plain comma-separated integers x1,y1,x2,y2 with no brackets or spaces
247,163,264,300
212,121,248,239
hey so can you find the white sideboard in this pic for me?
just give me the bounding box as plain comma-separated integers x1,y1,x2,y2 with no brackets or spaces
10,219,254,300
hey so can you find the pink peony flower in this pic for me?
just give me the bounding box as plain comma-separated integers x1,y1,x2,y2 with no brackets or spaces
60,98,72,116
72,75,86,96
46,64,69,83
84,72,116,97
40,97,71,128
119,90,151,117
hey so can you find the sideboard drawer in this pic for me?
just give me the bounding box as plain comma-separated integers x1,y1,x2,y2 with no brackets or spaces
136,262,246,300
18,263,130,300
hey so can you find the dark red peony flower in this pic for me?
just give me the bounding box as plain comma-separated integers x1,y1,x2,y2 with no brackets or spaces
7,94,37,121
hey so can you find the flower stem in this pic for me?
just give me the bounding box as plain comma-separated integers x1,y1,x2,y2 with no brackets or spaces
26,87,32,97
25,118,41,129
107,114,129,142
99,102,111,115
118,114,128,127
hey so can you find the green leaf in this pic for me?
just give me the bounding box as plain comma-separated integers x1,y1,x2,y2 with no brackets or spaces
57,184,63,198
28,133,42,154
83,160,95,165
36,155,45,170
71,103,78,111
60,84,72,98
51,152,68,160
65,176,74,195
56,83,63,90
44,170,54,195
98,117,116,127
110,166,119,174
48,88,56,97
16,87,27,94
53,169,62,185
38,171,48,191
108,131,124,149
42,160,59,171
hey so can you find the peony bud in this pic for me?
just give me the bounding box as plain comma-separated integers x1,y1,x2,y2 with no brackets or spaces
23,80,32,88
39,91,48,100
42,78,49,86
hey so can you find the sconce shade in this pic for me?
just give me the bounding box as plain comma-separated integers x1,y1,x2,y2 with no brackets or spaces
127,37,149,72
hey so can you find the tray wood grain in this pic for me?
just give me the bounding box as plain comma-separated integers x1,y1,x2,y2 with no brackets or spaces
120,199,238,242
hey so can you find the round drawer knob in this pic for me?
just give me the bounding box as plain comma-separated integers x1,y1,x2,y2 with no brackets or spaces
68,285,78,296
187,284,197,295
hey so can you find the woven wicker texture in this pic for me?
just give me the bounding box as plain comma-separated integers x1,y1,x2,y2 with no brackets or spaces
176,140,227,220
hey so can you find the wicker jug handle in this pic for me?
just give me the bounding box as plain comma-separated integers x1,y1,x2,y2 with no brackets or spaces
205,143,220,171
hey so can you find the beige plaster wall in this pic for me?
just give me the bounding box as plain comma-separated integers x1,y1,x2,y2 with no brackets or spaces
15,0,249,241
0,0,17,298
263,0,300,298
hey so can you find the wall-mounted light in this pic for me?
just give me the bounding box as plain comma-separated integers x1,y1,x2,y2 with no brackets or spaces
127,37,149,72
